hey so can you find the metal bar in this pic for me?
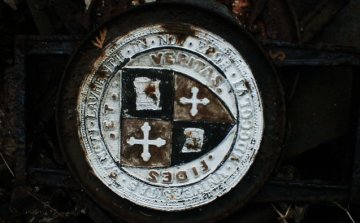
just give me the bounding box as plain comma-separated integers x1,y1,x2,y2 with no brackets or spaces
13,36,27,184
28,167,80,190
12,36,357,207
350,68,360,203
263,40,360,66
18,36,360,67
25,36,79,55
300,0,350,42
10,36,78,204
11,35,78,182
26,166,351,204
254,180,349,203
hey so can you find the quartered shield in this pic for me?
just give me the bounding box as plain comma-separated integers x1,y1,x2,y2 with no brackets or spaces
57,6,285,221
76,25,264,210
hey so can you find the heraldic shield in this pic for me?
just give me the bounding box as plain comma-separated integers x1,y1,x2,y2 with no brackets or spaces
120,68,235,168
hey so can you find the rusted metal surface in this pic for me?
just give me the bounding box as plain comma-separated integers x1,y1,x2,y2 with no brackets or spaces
121,119,172,167
0,33,354,223
174,74,234,123
1,0,359,222
76,24,264,211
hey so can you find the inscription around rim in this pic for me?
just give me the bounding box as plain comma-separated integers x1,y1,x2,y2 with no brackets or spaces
78,25,263,211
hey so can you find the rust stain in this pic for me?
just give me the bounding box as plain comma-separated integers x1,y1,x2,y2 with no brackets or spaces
184,130,202,150
121,119,172,168
144,84,158,102
205,47,216,56
176,34,189,45
161,24,196,45
161,23,196,36
244,80,251,91
269,50,286,61
89,82,96,90
185,139,202,150
174,75,235,124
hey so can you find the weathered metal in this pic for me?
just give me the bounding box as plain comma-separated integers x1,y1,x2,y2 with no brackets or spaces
76,24,264,211
12,36,27,184
3,0,359,222
9,35,79,210
57,4,285,222
350,72,360,204
10,30,359,222
299,0,350,42
263,40,360,66
255,180,349,203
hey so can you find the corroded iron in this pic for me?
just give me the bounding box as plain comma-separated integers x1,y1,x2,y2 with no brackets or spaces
77,24,264,211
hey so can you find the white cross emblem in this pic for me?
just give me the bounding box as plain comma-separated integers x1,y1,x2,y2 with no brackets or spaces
126,122,166,162
179,87,210,116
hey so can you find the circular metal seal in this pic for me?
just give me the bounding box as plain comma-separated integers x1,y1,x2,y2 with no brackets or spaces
77,25,263,211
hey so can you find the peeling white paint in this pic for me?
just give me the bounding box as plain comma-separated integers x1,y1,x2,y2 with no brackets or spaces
77,25,264,211
181,128,204,153
134,77,161,111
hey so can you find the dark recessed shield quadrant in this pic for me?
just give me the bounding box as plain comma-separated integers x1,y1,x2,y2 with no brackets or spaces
121,68,174,120
171,121,234,165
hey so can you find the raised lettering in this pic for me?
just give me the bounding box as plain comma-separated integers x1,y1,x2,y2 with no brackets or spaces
151,53,163,65
192,166,199,177
176,171,188,182
162,172,172,184
200,160,209,172
148,170,160,183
